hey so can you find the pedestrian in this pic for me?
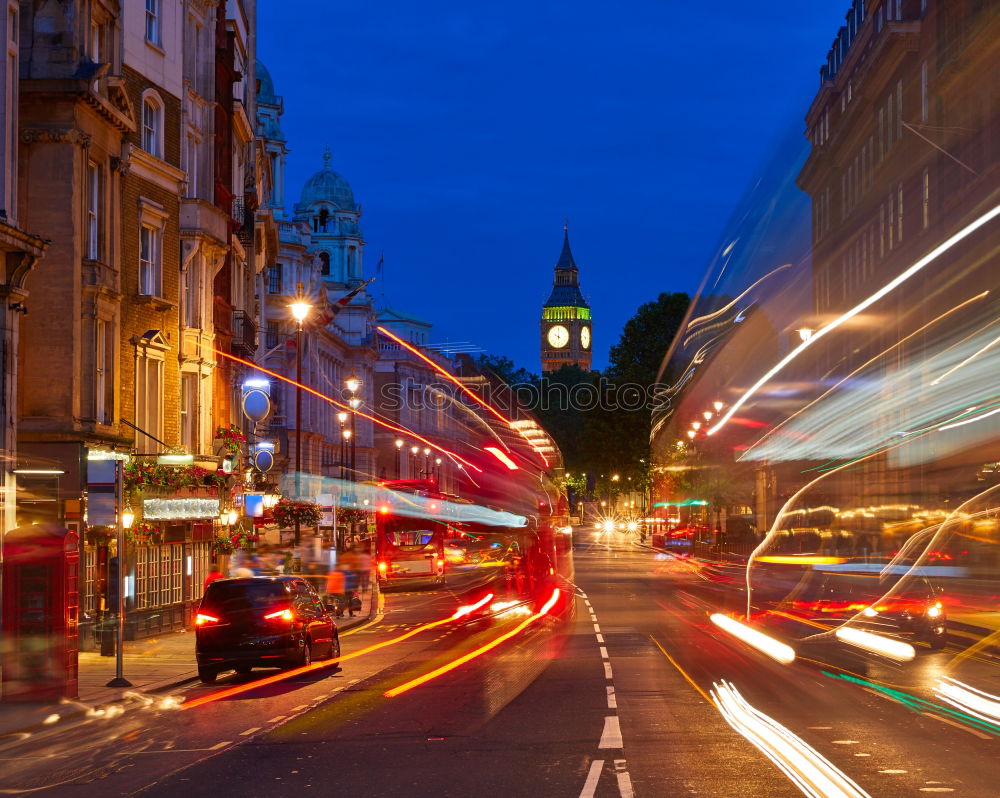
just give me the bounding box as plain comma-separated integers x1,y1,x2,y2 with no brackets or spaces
203,565,224,592
354,543,371,594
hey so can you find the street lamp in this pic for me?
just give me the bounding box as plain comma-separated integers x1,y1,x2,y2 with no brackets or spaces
289,293,310,546
435,456,442,484
337,412,348,481
423,447,431,478
394,438,404,479
713,401,724,412
345,376,360,482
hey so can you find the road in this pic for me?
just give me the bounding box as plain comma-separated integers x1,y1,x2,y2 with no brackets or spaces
1,533,996,796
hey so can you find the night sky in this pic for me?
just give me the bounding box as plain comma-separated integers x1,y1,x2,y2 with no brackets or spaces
258,1,848,372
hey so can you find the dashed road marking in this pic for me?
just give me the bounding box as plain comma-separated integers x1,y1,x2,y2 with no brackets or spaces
607,686,617,709
593,624,601,633
267,716,286,723
579,758,604,798
240,728,260,736
599,646,609,659
291,705,307,712
604,662,614,679
209,740,231,750
831,740,859,745
879,770,908,774
599,715,623,749
596,634,605,643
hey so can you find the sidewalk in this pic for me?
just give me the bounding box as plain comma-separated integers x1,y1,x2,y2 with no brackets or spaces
0,590,378,740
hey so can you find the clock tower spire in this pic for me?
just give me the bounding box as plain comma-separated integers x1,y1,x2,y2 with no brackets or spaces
541,222,592,372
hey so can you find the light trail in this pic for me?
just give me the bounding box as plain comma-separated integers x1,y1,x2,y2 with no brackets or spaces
181,594,494,710
709,613,796,665
384,588,561,698
935,677,1000,725
377,325,550,467
712,680,872,798
833,626,915,662
210,347,482,472
707,203,1000,436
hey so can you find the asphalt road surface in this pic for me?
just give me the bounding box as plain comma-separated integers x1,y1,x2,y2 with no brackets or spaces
1,533,996,797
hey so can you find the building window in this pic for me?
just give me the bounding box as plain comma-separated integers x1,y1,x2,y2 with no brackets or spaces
888,194,895,251
145,0,160,45
142,95,162,157
135,351,164,454
139,224,162,296
922,169,930,229
180,372,197,452
895,80,903,142
265,321,279,349
95,318,107,423
319,251,330,275
880,204,885,257
185,134,199,198
878,108,885,159
268,264,282,294
86,161,100,260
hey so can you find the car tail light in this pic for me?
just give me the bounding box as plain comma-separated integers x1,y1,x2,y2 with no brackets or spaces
378,561,387,573
437,559,445,569
264,608,294,622
196,613,220,626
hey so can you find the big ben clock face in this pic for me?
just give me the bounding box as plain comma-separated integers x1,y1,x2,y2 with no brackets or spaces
547,325,570,349
580,326,591,349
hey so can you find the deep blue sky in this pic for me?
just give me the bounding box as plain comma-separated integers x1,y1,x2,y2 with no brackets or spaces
258,1,848,372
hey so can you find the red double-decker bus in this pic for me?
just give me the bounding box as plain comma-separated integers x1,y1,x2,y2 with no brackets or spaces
375,480,449,588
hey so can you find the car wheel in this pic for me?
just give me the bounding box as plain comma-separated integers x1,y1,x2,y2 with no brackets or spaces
235,664,252,675
331,633,341,661
928,628,947,650
198,666,218,684
298,637,312,668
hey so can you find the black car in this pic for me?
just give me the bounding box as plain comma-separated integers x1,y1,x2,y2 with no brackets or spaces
784,572,947,649
195,576,341,683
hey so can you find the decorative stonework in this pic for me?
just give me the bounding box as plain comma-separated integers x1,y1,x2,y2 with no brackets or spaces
20,127,92,148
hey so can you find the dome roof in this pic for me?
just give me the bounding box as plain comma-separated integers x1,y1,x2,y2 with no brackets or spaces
297,149,357,212
256,60,278,105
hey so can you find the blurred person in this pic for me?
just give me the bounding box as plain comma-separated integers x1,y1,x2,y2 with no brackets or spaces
203,565,223,592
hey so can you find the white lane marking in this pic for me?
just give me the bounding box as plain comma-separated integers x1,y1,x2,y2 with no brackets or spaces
291,705,307,712
607,686,617,709
596,634,605,644
593,624,601,633
879,770,908,774
807,726,832,730
616,770,634,798
590,615,598,622
209,741,231,750
267,716,286,723
604,662,614,679
831,740,859,744
599,715,623,749
578,759,603,798
919,789,954,793
599,646,609,659
854,753,871,757
239,728,260,736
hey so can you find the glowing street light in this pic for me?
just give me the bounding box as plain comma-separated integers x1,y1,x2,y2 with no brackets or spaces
289,291,310,545
703,411,713,421
691,421,701,430
687,430,696,439
713,401,724,412
394,438,404,478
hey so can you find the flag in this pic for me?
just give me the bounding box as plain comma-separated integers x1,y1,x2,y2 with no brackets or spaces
335,275,376,308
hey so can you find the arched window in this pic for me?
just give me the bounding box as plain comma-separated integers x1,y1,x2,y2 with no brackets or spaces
319,251,330,276
141,92,164,158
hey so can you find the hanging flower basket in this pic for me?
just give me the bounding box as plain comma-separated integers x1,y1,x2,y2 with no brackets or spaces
126,522,162,546
214,424,246,455
124,461,227,494
271,498,322,529
229,528,259,551
211,534,235,555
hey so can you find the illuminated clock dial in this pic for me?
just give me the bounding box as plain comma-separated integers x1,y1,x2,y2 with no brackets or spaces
547,324,570,348
580,326,591,349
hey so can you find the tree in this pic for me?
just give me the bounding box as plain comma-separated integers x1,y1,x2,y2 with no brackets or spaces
475,354,537,387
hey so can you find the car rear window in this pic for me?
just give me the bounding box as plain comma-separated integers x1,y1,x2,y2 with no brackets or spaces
203,580,288,611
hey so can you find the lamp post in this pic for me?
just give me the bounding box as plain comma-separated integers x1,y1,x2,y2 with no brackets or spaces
423,447,431,479
289,296,311,546
106,467,133,688
435,456,442,485
410,445,418,477
394,438,404,479
337,411,348,481
346,376,360,482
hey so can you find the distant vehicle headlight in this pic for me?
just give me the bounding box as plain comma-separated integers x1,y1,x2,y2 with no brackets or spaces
927,603,942,618
626,521,638,532
862,607,878,618
602,520,615,533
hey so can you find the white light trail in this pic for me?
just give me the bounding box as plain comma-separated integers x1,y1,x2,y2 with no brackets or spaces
934,677,1000,725
834,626,915,662
712,681,872,798
710,613,796,665
708,203,1000,436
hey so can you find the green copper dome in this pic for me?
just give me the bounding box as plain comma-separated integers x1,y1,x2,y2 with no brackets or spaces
296,148,357,212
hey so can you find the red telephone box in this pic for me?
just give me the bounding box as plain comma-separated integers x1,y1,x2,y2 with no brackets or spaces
2,523,79,701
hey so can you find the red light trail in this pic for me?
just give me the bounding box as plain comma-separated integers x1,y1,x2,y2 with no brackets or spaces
375,326,550,468
210,347,481,472
384,588,561,698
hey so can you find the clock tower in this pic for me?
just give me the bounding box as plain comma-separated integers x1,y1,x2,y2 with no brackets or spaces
541,224,592,373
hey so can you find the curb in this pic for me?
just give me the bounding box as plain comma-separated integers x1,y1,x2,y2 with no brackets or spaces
0,609,381,742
